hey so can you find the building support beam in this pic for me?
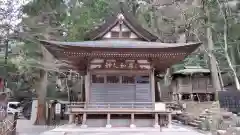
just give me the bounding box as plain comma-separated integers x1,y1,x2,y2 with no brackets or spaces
178,93,182,101
130,113,136,128
154,113,160,128
84,71,90,107
69,114,74,124
168,113,172,128
81,113,87,128
150,69,155,108
191,94,194,101
171,94,174,101
106,113,112,128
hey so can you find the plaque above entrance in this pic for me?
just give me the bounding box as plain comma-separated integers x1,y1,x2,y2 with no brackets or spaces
90,59,151,70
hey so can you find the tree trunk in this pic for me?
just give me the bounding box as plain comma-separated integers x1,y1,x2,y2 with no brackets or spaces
34,69,48,125
34,45,50,125
204,1,222,100
216,0,240,90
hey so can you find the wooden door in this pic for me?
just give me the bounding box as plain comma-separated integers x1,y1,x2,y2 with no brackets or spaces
89,74,152,109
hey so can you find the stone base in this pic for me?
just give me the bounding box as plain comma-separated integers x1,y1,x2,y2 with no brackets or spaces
106,124,112,128
154,124,160,128
80,124,88,128
130,124,136,128
168,124,172,128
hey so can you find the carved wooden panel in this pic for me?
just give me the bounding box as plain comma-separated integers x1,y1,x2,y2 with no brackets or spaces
90,60,150,70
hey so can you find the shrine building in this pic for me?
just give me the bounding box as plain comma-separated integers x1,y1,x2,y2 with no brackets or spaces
40,3,201,128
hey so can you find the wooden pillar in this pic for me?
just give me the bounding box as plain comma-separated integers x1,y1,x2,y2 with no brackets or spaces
172,94,174,101
190,94,194,101
81,113,87,128
80,76,83,100
207,93,211,101
168,113,172,128
173,94,176,101
130,113,136,128
106,113,111,128
84,71,90,107
178,93,182,101
69,114,74,124
150,69,155,108
154,113,160,128
157,81,161,100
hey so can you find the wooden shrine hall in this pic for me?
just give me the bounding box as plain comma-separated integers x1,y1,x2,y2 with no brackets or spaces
40,3,201,128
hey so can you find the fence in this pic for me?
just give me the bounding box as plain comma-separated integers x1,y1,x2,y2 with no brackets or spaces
218,91,240,113
0,113,18,135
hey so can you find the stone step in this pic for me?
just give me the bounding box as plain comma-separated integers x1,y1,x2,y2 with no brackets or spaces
199,117,206,121
188,122,199,127
199,115,207,118
193,120,202,124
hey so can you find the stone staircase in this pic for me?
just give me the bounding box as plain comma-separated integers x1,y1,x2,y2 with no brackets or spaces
173,101,240,134
176,101,233,129
184,101,214,117
189,102,221,127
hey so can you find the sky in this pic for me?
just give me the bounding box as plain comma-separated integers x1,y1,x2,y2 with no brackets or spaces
0,0,30,38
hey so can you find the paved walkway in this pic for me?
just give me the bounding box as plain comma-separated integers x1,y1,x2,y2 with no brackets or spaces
15,119,208,135
16,119,67,135
41,123,207,135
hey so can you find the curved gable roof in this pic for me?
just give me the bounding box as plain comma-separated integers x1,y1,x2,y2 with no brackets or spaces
84,2,159,41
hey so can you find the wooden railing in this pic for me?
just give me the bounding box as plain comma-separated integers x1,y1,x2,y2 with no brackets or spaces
66,102,177,112
67,102,154,109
